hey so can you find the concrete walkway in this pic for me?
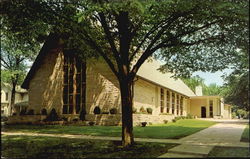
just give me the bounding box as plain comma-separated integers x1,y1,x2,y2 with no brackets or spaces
158,121,249,158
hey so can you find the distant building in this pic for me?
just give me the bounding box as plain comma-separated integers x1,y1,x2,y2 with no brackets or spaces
1,82,28,116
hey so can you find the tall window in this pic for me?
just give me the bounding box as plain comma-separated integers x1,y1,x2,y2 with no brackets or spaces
166,90,170,113
5,92,8,101
160,88,164,113
180,96,183,115
63,53,86,114
176,95,179,115
172,93,175,114
209,100,213,117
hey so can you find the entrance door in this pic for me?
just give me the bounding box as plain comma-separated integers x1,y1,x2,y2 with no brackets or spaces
201,107,206,118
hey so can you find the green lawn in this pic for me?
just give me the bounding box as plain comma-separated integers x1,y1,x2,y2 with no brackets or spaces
241,124,249,142
2,119,216,139
1,135,178,158
208,146,250,157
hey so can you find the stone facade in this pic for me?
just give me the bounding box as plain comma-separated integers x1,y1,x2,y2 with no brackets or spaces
28,49,64,115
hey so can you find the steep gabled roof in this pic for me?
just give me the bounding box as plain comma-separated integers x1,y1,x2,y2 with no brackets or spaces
137,59,196,97
21,34,60,89
22,35,195,97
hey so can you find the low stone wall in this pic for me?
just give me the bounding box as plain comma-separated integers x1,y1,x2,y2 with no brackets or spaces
6,114,176,126
6,115,47,124
85,114,175,126
85,114,122,126
133,114,175,126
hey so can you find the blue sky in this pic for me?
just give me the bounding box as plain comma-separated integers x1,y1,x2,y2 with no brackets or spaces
192,69,233,86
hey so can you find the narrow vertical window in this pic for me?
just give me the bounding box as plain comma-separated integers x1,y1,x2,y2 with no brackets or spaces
5,92,8,101
160,88,164,113
166,90,170,113
209,100,213,117
176,95,179,115
180,96,183,115
172,93,175,114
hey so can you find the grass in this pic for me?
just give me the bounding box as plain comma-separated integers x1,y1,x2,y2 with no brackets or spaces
1,135,178,158
208,146,250,157
2,119,216,139
241,124,249,142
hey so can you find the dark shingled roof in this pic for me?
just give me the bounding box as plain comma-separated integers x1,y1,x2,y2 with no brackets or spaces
21,34,60,89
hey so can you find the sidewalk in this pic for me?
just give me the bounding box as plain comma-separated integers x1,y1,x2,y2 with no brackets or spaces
158,122,248,158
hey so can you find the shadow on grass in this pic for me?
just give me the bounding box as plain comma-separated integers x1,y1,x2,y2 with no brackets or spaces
1,135,178,158
208,146,250,157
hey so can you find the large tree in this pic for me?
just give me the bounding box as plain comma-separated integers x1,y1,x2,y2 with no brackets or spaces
1,0,248,147
1,32,39,115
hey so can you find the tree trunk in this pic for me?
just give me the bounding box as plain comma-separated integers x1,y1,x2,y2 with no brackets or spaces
119,78,134,147
10,82,17,115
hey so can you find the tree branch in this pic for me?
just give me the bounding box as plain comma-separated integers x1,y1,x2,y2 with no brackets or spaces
98,12,120,64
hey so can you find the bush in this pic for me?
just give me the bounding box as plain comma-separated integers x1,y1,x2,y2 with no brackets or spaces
72,118,79,122
163,120,168,124
139,107,146,113
61,117,68,121
94,106,101,114
146,108,153,114
79,109,86,121
89,121,95,126
1,116,8,122
41,109,47,115
110,108,118,114
175,116,182,121
172,119,176,123
27,109,34,115
186,114,194,119
102,111,109,114
132,107,137,113
141,122,147,127
19,109,26,116
46,108,60,121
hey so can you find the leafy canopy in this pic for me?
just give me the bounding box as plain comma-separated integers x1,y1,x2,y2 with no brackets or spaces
1,0,248,79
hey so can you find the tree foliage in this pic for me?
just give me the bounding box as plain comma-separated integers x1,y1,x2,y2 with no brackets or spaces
1,0,248,146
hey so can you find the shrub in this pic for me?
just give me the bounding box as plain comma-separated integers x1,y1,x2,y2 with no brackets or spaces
89,121,95,126
141,122,147,127
72,118,79,122
110,108,118,114
148,122,152,125
186,114,194,119
41,109,47,115
1,116,8,122
132,107,137,113
46,108,59,121
102,111,109,114
79,109,86,121
19,109,26,116
27,109,34,115
61,117,68,121
172,119,176,123
175,116,182,121
146,108,153,114
93,106,101,114
163,120,168,124
139,107,146,113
